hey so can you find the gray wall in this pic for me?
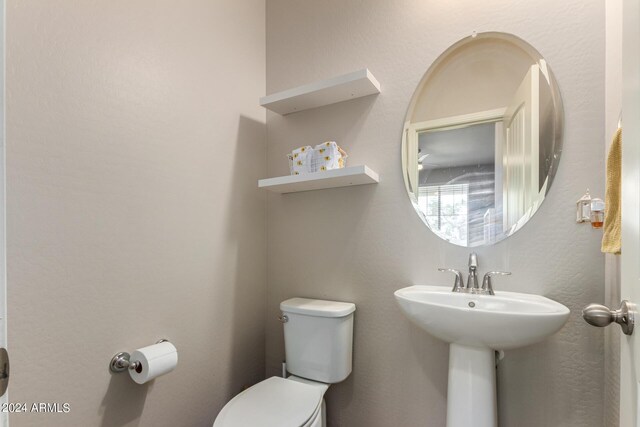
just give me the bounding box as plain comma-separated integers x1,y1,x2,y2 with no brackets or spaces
7,1,266,426
265,1,605,426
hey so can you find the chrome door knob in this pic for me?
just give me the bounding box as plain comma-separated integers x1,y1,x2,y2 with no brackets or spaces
582,300,635,335
0,348,8,397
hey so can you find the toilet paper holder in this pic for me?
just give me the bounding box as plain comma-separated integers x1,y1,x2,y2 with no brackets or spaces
109,339,169,374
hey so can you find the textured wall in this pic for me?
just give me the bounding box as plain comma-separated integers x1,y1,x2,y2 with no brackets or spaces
265,1,605,426
7,1,265,426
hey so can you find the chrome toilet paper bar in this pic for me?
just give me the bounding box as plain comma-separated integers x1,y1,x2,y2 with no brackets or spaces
109,339,169,374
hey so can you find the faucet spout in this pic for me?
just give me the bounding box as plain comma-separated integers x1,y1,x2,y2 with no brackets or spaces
467,252,478,289
468,252,478,270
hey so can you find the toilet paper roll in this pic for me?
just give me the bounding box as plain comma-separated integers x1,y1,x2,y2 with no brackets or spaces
129,341,178,384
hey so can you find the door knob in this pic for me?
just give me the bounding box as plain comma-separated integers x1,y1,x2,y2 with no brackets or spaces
0,348,9,397
582,300,635,335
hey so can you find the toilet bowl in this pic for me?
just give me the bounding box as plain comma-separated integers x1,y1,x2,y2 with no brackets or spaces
213,298,355,427
213,376,328,427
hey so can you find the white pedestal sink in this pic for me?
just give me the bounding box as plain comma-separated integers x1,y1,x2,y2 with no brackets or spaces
394,285,570,427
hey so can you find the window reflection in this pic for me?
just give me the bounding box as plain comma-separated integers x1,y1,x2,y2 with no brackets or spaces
419,184,469,246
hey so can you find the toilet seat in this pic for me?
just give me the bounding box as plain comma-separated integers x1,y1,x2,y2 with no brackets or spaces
213,376,325,427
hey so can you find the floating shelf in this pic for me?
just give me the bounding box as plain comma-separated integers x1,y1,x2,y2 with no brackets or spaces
259,165,379,194
259,69,381,115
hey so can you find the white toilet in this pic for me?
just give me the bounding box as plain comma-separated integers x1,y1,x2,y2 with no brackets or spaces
213,297,356,427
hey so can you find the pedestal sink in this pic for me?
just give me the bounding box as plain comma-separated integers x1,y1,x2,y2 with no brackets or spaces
394,285,570,427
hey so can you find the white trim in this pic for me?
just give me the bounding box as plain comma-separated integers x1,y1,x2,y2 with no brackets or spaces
0,0,7,423
408,108,507,134
620,0,640,424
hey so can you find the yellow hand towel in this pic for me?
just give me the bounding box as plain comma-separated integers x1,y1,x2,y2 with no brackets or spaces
602,128,622,254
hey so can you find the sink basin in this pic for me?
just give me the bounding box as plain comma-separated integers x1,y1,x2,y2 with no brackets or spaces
394,285,570,350
394,285,570,427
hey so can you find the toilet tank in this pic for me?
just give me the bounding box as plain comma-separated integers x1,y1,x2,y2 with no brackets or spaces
280,298,356,384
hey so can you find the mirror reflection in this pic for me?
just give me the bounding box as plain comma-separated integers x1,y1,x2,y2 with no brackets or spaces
402,32,563,247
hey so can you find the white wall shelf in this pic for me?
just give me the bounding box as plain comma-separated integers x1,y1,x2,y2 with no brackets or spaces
259,69,381,115
259,165,379,193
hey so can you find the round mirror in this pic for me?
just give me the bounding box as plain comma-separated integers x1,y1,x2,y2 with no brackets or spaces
402,32,563,247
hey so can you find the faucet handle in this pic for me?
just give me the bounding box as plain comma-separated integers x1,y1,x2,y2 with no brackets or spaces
438,268,464,292
481,271,512,295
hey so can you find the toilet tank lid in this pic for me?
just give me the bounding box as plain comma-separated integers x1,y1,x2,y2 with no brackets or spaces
280,298,356,317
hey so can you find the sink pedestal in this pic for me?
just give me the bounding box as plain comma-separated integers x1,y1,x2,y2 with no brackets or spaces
447,344,496,427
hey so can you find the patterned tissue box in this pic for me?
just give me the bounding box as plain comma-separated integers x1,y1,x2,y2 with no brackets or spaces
288,141,348,175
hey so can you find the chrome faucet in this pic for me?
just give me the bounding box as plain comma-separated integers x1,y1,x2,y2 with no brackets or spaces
438,268,464,292
467,253,479,290
438,253,511,295
481,271,512,295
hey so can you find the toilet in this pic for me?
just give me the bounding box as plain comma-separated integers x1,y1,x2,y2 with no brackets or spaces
213,297,356,427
